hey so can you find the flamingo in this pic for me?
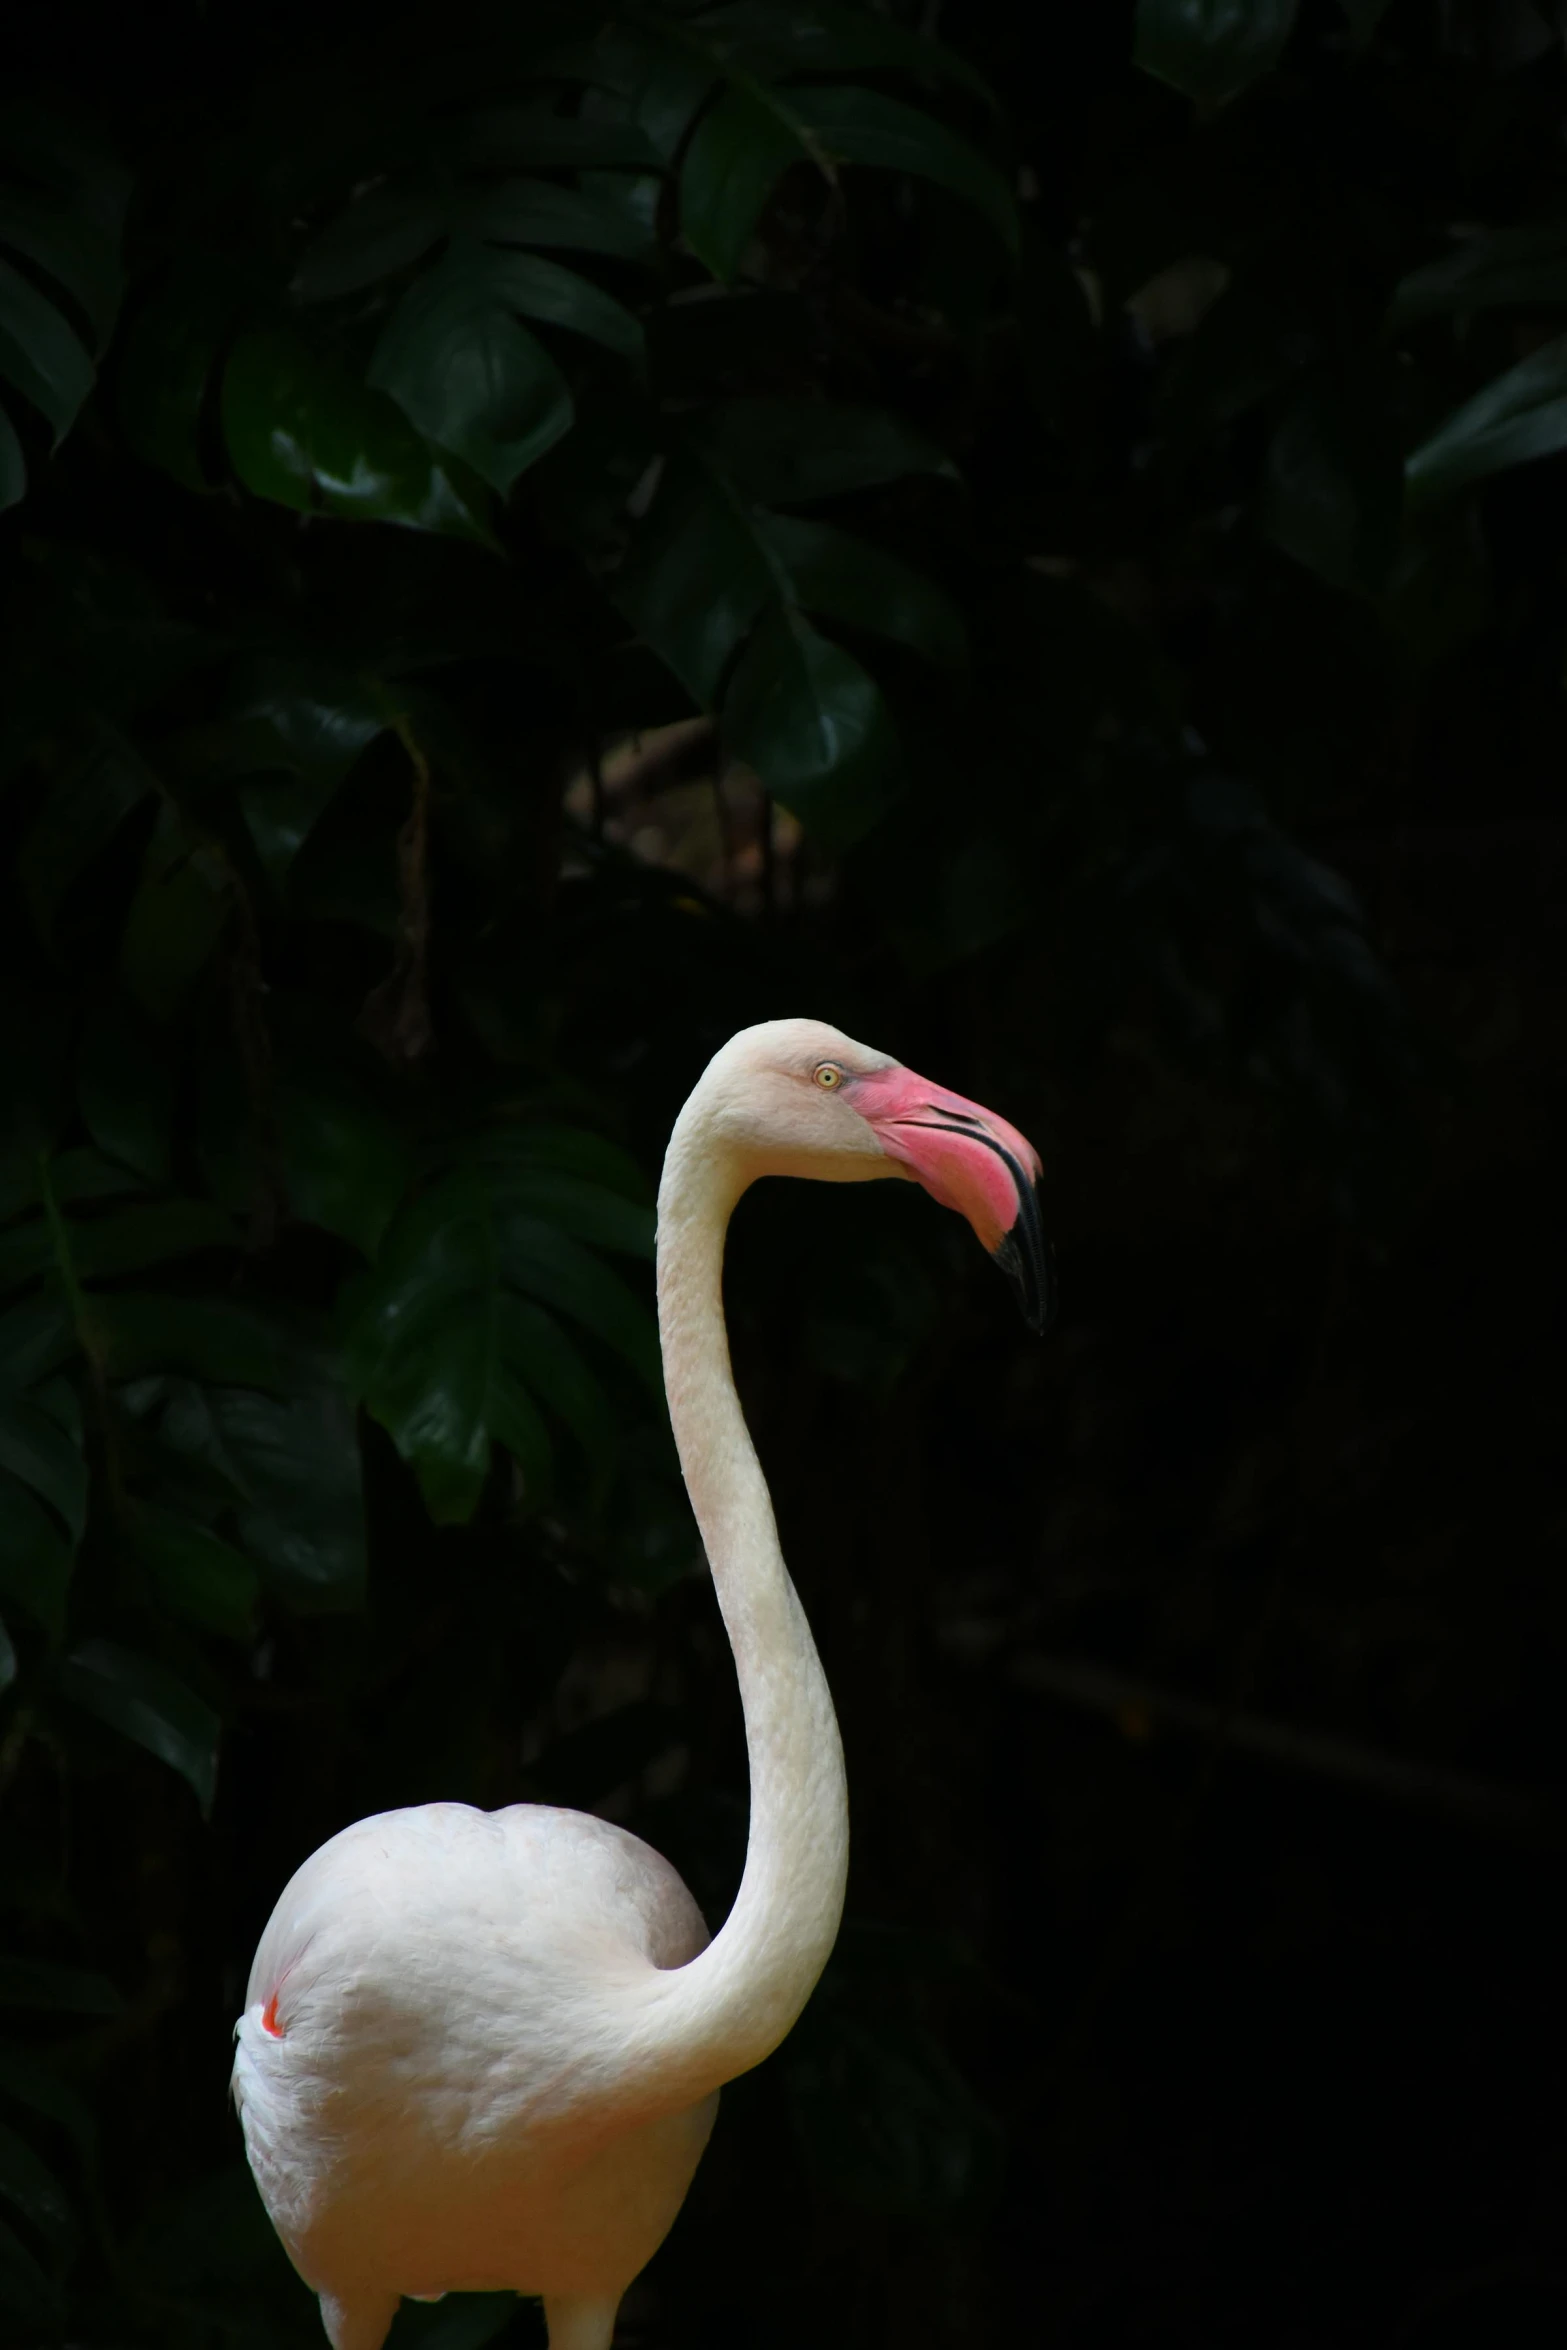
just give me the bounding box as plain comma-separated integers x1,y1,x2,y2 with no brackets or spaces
232,1019,1049,2350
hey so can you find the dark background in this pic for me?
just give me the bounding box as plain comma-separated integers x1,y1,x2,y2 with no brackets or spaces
2,2,1565,2344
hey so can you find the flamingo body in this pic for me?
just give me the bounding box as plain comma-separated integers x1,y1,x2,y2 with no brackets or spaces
234,1804,714,2342
233,1021,1048,2350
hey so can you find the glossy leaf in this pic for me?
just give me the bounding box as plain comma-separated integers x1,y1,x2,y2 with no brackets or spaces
369,258,576,495
723,602,900,853
153,1375,367,1612
0,1397,87,1545
455,250,644,357
756,513,968,671
290,186,447,303
466,179,657,260
78,998,175,1186
132,1509,258,1641
0,408,21,510
99,1296,293,1389
787,87,1018,257
119,812,231,1022
697,1,997,106
1391,223,1567,329
680,86,822,284
18,726,157,939
116,269,238,491
493,1216,660,1389
1405,332,1567,507
0,1479,73,1642
0,2213,57,2326
455,106,661,172
1260,370,1402,593
60,1639,219,1815
277,1076,411,1257
693,397,956,503
72,1200,235,1281
0,190,122,350
1134,0,1300,105
0,1299,74,1396
615,452,778,705
221,330,494,542
0,257,95,445
346,1136,653,1520
0,2116,75,2250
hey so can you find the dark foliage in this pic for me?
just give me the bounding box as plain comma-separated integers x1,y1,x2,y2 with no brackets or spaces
2,1,1565,2343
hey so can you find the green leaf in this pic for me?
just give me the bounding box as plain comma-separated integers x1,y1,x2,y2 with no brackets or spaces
1405,332,1567,508
0,1619,13,1693
467,178,657,259
78,997,176,1184
787,87,1018,257
72,1199,235,1281
1134,0,1300,105
60,1639,220,1815
0,1299,74,1396
1338,0,1393,38
175,657,390,883
680,86,817,283
18,725,157,939
132,1509,259,1641
496,1297,616,1481
693,396,956,502
0,405,22,510
200,1384,366,1611
0,1478,73,1642
146,1370,366,1613
723,601,900,852
0,2116,75,2251
116,268,238,491
1390,223,1567,330
277,1076,411,1256
0,1397,86,1544
456,106,661,171
0,190,122,349
1260,368,1402,594
119,811,231,1022
481,1170,655,1256
99,1296,292,1389
221,329,495,542
755,513,968,671
699,2,998,107
0,2212,58,2326
0,255,95,444
369,257,576,495
0,1957,120,2014
457,249,643,356
290,187,447,302
344,1172,500,1523
0,1219,50,1299
615,451,778,705
494,1216,660,1389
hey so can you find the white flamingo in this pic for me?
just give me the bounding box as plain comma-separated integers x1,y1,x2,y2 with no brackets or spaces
233,1020,1049,2350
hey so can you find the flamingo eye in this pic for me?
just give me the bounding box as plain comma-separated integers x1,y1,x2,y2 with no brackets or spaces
814,1063,845,1090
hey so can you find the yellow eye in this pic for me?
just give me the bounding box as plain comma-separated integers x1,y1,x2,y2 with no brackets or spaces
814,1063,845,1090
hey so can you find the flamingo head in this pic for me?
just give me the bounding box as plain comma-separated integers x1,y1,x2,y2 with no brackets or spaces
687,1019,1055,1333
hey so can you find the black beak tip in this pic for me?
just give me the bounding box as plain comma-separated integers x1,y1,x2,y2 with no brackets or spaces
992,1185,1056,1336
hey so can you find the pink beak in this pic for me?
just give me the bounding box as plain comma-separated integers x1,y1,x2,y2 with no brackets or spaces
856,1065,1055,1333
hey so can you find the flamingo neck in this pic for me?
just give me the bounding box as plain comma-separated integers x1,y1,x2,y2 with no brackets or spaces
628,1104,848,2108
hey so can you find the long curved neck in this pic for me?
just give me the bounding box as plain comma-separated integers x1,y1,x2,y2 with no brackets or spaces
626,1104,848,2110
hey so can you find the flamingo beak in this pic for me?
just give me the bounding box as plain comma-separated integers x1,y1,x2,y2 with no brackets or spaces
858,1068,1056,1334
